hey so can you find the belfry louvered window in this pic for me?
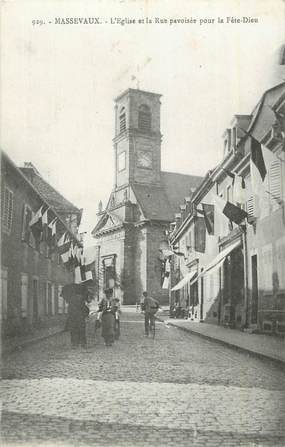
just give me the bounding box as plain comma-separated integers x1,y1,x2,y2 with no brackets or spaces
138,104,151,132
119,107,126,133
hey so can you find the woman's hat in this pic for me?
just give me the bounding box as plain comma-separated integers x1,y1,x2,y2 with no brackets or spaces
104,288,113,296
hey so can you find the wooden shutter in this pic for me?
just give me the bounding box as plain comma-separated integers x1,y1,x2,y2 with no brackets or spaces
269,159,282,208
246,196,255,218
3,187,14,233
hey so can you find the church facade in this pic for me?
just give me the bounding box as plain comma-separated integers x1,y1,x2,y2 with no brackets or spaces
92,88,202,304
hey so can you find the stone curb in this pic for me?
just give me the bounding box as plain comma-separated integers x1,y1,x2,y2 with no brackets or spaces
165,321,285,368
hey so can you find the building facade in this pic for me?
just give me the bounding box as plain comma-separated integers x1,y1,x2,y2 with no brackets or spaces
92,88,202,304
1,152,82,338
169,82,285,335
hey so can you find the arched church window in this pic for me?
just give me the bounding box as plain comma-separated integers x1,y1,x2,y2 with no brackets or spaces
138,104,151,132
119,107,126,133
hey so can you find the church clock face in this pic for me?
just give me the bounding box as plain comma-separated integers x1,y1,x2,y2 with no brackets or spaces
137,150,152,169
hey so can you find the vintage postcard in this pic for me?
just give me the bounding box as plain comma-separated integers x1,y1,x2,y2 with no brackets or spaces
1,0,285,446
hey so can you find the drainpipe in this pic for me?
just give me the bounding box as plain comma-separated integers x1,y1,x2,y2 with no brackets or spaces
241,224,249,328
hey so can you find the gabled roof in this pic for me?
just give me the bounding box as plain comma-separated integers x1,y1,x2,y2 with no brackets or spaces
161,171,203,215
132,172,203,222
131,183,173,221
1,151,82,244
92,211,124,235
20,166,81,215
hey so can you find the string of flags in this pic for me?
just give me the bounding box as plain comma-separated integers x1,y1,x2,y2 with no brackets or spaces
28,204,94,283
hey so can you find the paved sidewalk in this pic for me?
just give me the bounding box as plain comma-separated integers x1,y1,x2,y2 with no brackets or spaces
163,318,285,366
2,324,65,357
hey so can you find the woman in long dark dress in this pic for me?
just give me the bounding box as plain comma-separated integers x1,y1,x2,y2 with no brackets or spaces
62,283,89,348
99,289,117,346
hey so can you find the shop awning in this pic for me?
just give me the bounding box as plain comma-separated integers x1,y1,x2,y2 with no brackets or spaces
192,239,242,283
171,270,197,291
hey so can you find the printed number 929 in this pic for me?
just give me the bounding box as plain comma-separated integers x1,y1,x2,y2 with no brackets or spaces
32,19,45,26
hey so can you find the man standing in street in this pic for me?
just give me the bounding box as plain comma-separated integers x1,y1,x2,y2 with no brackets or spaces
140,291,159,336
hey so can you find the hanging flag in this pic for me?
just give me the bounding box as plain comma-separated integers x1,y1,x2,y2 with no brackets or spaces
251,137,267,181
61,247,70,264
201,203,214,235
47,218,57,248
29,205,44,239
165,259,171,273
194,216,206,252
214,195,247,225
58,232,71,255
75,247,83,267
162,274,169,289
41,208,49,241
75,261,93,284
269,106,285,141
233,174,246,204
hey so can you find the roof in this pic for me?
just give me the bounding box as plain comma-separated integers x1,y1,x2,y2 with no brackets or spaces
132,183,173,221
132,172,203,222
20,167,81,215
1,151,82,244
246,82,285,140
161,171,203,215
115,88,162,102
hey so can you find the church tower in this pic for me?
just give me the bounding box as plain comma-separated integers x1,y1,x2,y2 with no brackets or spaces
113,89,162,189
93,88,203,305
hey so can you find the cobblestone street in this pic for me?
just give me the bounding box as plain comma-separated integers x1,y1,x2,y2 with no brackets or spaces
2,310,285,446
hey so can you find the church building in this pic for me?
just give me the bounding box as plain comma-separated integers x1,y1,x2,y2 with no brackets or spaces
92,88,202,304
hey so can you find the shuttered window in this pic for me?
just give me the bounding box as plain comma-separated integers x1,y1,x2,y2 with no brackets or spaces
2,187,14,233
269,159,282,210
246,196,255,218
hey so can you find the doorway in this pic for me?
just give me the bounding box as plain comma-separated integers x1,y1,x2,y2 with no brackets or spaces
251,255,258,324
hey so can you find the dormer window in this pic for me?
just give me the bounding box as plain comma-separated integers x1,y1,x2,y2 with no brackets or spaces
138,104,151,132
119,107,126,133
